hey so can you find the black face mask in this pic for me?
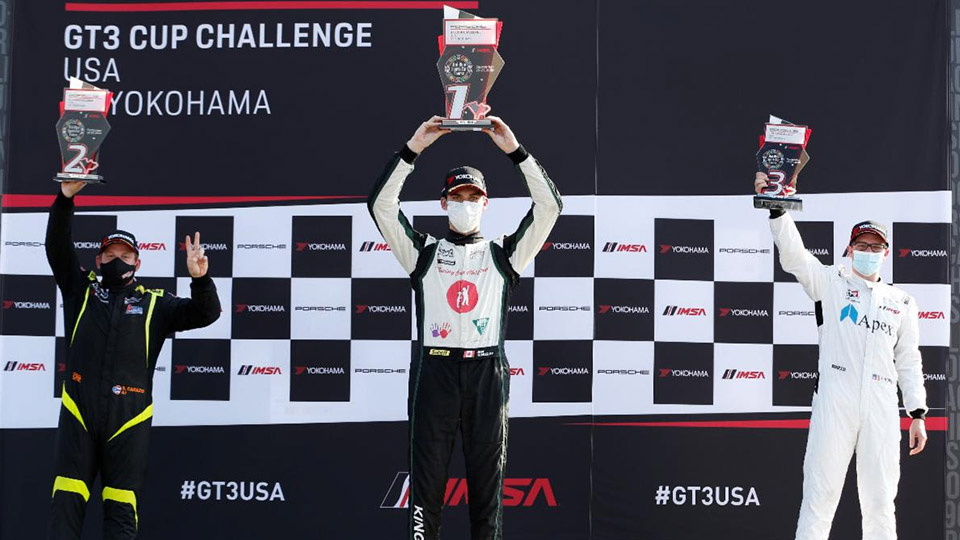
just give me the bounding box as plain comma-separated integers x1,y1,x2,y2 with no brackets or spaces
99,258,137,289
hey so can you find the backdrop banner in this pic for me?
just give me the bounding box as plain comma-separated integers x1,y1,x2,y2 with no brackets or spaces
0,1,950,539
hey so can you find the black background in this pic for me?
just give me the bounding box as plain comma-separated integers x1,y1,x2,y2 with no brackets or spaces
0,0,950,539
291,215,353,278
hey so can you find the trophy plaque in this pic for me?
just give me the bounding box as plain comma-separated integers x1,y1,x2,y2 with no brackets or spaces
55,79,113,183
437,7,504,131
754,117,811,211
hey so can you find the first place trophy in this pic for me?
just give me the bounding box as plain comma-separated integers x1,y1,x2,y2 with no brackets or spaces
55,78,113,183
437,6,504,131
754,116,811,211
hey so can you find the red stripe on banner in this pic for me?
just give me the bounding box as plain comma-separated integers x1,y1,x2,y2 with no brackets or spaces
65,1,478,12
2,194,365,208
568,417,947,431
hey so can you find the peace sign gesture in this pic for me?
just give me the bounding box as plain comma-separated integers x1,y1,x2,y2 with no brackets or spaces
184,232,209,278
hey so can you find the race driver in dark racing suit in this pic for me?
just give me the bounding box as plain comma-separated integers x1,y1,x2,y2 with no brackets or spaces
46,180,221,540
369,116,562,540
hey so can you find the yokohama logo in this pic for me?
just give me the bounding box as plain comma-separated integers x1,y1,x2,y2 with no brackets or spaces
138,242,166,251
925,373,946,381
778,370,818,380
718,308,769,317
74,241,100,249
537,367,590,376
359,241,391,252
602,242,647,253
658,368,709,378
598,305,649,314
237,365,282,375
807,248,829,256
380,472,558,509
295,366,346,375
659,244,709,254
662,306,706,316
3,300,51,310
178,242,228,251
3,361,46,372
541,242,591,251
355,305,406,314
721,369,765,379
898,249,947,258
918,311,946,319
508,305,529,313
235,304,286,313
296,242,347,251
174,364,225,374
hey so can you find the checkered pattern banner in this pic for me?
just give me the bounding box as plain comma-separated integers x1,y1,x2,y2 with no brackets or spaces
0,191,950,428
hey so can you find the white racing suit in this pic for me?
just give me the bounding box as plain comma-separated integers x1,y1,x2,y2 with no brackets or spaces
771,212,927,540
369,144,561,540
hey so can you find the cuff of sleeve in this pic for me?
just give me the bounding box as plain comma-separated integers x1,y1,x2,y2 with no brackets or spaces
769,208,785,220
54,190,75,207
400,144,419,165
190,274,214,288
507,145,529,165
909,408,927,420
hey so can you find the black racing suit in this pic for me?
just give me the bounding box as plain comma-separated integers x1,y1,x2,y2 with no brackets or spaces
369,145,562,540
45,192,221,540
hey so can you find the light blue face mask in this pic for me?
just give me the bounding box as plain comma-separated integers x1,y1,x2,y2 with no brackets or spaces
852,250,884,277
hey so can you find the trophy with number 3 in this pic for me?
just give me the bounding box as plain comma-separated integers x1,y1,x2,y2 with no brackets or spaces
754,117,812,211
55,78,113,183
437,6,505,131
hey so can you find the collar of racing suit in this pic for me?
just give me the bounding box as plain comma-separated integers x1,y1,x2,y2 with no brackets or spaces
104,277,139,295
445,230,485,245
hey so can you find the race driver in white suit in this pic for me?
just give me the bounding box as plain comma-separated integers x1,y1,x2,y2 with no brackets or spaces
755,172,928,540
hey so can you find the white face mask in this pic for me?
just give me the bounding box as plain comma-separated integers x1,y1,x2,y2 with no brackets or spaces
447,200,484,234
851,250,884,277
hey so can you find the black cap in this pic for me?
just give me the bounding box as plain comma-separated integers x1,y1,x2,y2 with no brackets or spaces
849,221,889,245
441,166,487,198
100,230,139,254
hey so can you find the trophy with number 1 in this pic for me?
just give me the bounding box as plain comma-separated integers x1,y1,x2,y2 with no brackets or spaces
437,6,505,131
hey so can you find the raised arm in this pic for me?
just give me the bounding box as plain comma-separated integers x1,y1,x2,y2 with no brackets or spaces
158,233,221,333
367,117,448,274
45,182,89,294
484,117,562,274
758,172,829,301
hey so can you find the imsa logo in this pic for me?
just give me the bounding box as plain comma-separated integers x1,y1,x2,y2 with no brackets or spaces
662,306,706,316
721,369,765,380
380,472,558,510
3,361,46,372
237,365,282,375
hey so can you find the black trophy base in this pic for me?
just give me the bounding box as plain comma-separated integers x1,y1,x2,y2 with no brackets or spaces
55,172,105,184
441,119,492,131
754,194,802,211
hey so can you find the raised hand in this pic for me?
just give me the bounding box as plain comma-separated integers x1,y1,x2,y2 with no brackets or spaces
184,232,209,278
407,116,450,154
60,181,86,199
482,116,520,154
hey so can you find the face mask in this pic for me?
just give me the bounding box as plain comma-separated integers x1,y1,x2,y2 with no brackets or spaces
100,257,137,289
447,200,484,234
851,250,884,278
